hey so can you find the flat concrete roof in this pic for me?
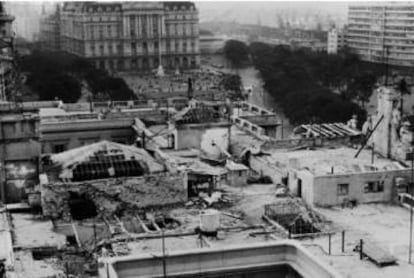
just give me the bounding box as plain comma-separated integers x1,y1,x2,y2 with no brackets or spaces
100,240,342,278
262,147,408,176
0,113,38,122
39,108,93,117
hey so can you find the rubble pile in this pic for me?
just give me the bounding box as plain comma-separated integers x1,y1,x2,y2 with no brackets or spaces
41,173,187,220
264,197,327,234
185,190,234,209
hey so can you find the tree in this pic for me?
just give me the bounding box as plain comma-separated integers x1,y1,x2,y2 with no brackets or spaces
223,40,250,69
248,43,374,126
220,74,242,92
20,50,136,102
26,72,81,103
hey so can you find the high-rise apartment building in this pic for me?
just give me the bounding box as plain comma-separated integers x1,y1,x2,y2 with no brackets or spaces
347,3,414,67
58,1,199,72
327,27,346,54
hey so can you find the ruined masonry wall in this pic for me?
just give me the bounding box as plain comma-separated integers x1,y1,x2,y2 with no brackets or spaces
41,173,187,220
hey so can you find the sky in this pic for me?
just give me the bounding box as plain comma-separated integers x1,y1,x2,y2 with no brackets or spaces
196,1,349,26
5,1,352,40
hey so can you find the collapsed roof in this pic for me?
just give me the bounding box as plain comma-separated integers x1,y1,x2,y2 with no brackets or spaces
292,123,361,138
173,105,225,124
50,141,165,181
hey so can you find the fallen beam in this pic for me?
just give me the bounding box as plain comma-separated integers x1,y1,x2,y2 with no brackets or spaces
71,222,82,248
262,215,289,237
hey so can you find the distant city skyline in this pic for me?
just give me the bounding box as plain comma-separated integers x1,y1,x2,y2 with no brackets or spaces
197,1,349,28
4,1,352,41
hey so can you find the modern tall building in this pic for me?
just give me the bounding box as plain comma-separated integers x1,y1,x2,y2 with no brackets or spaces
57,1,199,72
347,3,414,67
327,27,345,54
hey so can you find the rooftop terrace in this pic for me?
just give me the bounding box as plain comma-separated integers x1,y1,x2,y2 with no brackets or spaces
262,146,408,176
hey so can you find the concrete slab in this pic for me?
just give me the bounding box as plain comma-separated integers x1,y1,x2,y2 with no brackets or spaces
12,213,66,249
301,204,414,278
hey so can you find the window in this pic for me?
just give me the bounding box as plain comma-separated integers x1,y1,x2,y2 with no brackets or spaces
238,170,243,177
337,183,349,196
117,60,123,70
99,26,104,38
364,181,384,193
107,25,112,37
53,144,66,153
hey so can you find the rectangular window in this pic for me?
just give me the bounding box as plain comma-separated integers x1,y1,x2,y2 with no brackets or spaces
364,181,384,193
53,144,66,153
107,25,112,37
130,15,135,36
337,183,349,196
131,42,136,54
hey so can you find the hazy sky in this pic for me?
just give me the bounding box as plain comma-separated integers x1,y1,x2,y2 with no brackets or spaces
196,1,349,24
5,1,352,40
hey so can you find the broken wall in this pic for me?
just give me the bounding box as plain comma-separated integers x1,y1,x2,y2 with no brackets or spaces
262,136,357,151
41,172,187,220
176,123,229,158
249,155,286,184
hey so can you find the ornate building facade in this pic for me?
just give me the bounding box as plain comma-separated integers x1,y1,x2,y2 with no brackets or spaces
59,1,199,72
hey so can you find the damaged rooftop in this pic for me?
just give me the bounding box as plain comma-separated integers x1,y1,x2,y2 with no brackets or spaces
259,146,408,176
2,93,414,278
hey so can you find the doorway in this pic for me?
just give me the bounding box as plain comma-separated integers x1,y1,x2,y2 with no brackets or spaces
297,179,302,198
